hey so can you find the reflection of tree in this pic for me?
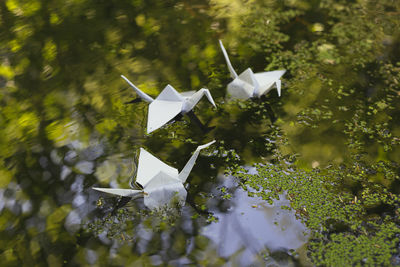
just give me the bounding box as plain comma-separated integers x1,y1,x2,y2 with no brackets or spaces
0,0,222,264
87,187,229,264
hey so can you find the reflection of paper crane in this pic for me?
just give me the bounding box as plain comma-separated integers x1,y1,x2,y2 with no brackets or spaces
121,75,216,133
93,140,216,209
219,40,286,99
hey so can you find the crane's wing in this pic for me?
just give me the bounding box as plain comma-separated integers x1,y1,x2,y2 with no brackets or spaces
147,100,182,133
227,79,253,99
250,71,260,97
227,68,256,99
136,148,179,187
144,171,181,190
120,75,154,103
156,84,184,101
92,187,143,197
238,68,256,86
179,140,216,183
253,70,286,96
147,85,184,133
219,40,238,79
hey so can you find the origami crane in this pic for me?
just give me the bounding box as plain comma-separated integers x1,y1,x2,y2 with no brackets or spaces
93,140,216,209
219,40,286,100
121,75,216,133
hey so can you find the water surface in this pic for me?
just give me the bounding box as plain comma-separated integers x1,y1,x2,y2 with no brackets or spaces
1,0,399,266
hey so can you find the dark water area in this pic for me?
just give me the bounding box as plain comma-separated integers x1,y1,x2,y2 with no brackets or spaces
1,0,400,266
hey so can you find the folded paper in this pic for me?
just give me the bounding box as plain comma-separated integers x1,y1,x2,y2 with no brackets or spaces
219,40,286,99
93,140,216,209
121,75,216,133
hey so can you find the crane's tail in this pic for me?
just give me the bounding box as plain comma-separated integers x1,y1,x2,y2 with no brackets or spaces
121,75,154,103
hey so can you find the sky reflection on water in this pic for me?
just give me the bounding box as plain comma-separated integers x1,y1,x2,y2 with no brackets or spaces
202,171,308,266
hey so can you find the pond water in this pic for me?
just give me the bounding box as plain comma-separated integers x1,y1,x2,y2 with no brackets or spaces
1,0,400,266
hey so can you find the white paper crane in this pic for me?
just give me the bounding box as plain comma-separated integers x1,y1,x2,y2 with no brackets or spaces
93,140,216,209
121,75,216,133
219,40,286,100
